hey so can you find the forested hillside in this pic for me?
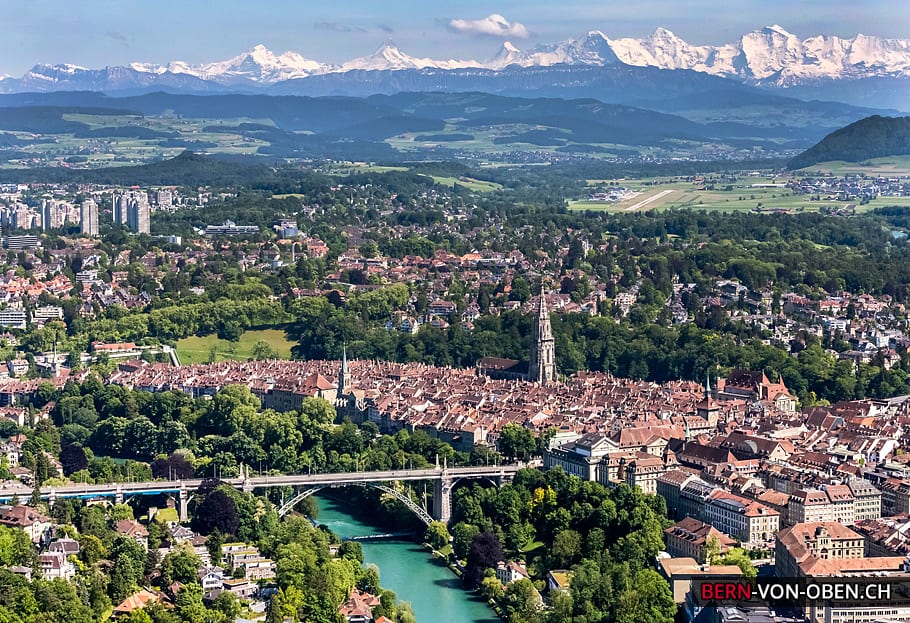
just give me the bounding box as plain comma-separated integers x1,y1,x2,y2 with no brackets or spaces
788,115,910,169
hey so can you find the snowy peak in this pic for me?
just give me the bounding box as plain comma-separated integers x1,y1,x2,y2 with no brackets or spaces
343,43,425,71
174,44,332,83
491,41,524,68
342,43,481,71
490,30,620,68
603,26,910,84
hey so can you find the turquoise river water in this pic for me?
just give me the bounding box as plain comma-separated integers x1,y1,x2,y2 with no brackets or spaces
315,496,499,623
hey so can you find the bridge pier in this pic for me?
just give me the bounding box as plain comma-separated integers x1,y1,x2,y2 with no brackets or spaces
115,486,124,505
432,474,454,524
178,485,189,523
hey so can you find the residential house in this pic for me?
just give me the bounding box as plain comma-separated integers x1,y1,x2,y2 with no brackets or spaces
36,551,75,580
704,491,779,545
776,522,872,577
339,588,381,623
115,519,149,549
0,505,53,544
543,433,618,481
496,560,530,585
112,589,158,618
222,578,256,600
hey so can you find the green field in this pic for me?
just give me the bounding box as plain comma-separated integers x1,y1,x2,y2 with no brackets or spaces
327,163,410,174
176,328,295,365
153,508,179,523
429,175,501,192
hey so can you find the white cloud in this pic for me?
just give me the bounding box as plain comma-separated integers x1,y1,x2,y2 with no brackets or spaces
447,14,530,39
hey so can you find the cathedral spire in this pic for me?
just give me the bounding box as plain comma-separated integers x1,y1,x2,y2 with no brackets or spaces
528,291,556,384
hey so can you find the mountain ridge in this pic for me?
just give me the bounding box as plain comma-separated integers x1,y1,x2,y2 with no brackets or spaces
2,25,909,91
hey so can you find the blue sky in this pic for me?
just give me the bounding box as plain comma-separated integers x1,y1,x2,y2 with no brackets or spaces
1,0,907,74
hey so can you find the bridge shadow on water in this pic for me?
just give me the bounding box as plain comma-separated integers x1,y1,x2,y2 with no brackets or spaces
433,576,463,589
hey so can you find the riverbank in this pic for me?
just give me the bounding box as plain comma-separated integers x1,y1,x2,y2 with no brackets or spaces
314,496,499,623
422,542,508,621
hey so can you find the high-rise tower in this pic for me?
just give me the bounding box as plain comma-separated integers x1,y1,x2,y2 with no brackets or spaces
126,194,150,234
528,293,556,384
80,199,99,237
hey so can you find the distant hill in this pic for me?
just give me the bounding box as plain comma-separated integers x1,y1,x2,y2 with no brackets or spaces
788,115,910,169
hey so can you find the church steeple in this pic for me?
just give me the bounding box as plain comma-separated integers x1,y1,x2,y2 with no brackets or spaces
339,344,352,395
528,292,556,384
697,372,719,428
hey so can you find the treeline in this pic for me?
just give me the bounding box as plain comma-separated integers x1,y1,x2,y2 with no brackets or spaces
86,295,288,344
16,377,479,480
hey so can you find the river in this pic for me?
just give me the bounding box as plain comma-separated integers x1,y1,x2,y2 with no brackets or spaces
315,496,499,623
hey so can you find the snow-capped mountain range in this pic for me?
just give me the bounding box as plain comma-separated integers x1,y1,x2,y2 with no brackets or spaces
2,25,909,92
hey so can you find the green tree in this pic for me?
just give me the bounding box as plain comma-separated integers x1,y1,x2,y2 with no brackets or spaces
251,340,279,361
0,526,33,566
174,584,207,623
501,578,541,623
615,569,675,623
498,424,537,462
480,575,505,601
425,521,451,550
160,544,202,585
551,529,582,568
452,523,480,560
718,548,758,580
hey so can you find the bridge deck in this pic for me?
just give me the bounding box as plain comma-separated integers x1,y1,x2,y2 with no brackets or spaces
0,465,521,502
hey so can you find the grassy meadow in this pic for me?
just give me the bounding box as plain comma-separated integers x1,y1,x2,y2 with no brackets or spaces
176,328,295,365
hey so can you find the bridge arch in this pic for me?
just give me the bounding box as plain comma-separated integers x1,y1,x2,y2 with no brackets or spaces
450,476,500,490
276,482,433,525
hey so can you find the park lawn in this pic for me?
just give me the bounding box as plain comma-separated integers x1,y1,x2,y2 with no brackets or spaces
154,508,179,523
176,328,295,365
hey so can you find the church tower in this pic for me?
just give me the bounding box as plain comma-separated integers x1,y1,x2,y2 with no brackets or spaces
696,373,719,428
528,293,556,384
338,344,352,396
